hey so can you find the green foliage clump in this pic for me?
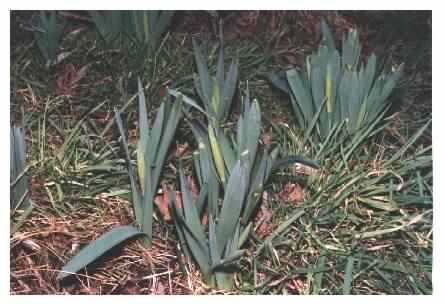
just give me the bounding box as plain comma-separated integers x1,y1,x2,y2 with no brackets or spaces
170,91,317,289
90,10,174,69
33,11,65,66
271,19,403,142
169,28,239,127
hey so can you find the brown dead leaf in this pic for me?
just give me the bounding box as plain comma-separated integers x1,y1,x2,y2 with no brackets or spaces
159,86,167,98
154,184,175,222
176,142,189,158
260,129,272,149
278,182,304,204
186,175,208,226
56,64,89,96
154,179,208,225
187,175,198,202
290,163,318,176
224,11,259,41
150,279,166,294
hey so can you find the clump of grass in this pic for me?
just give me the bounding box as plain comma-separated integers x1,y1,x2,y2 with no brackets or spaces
238,116,432,294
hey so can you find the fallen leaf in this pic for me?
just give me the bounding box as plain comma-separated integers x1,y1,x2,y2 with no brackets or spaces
176,142,189,158
187,175,198,202
55,64,89,96
151,280,166,294
260,129,272,149
278,182,304,204
154,184,176,222
159,86,167,98
154,179,207,225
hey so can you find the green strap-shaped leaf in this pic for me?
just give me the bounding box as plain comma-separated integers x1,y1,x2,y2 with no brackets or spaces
179,167,207,245
272,155,320,172
153,11,175,49
152,97,182,186
212,80,221,118
325,64,332,114
11,126,29,209
115,111,143,226
339,68,353,122
192,39,212,106
245,100,261,168
189,120,217,186
242,154,268,222
343,256,354,294
193,75,214,117
176,168,211,277
195,183,208,217
137,78,150,190
141,148,154,245
362,54,377,98
193,151,203,186
221,56,239,121
168,191,191,258
216,23,225,91
208,124,226,184
146,103,165,168
328,51,341,122
167,89,206,115
347,71,361,133
320,18,335,51
238,222,253,248
286,69,313,126
236,115,246,158
342,29,361,69
216,161,247,252
313,250,326,294
217,129,236,174
207,169,220,218
268,71,290,94
303,96,327,144
209,214,222,266
57,225,144,281
211,250,245,271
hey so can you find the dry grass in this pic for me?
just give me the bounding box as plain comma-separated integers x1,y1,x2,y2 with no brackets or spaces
11,193,217,294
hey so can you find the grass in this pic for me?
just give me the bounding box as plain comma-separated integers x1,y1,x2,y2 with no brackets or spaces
237,116,432,294
10,11,432,294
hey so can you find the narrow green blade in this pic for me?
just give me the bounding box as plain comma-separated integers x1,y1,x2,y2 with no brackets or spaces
146,103,165,167
245,100,261,168
57,226,144,281
286,69,313,126
115,111,143,225
221,56,239,121
167,89,206,115
179,167,207,245
209,214,222,265
320,18,335,50
195,183,208,217
192,39,212,106
152,97,182,185
216,161,247,251
343,256,354,294
387,119,431,165
313,250,326,294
